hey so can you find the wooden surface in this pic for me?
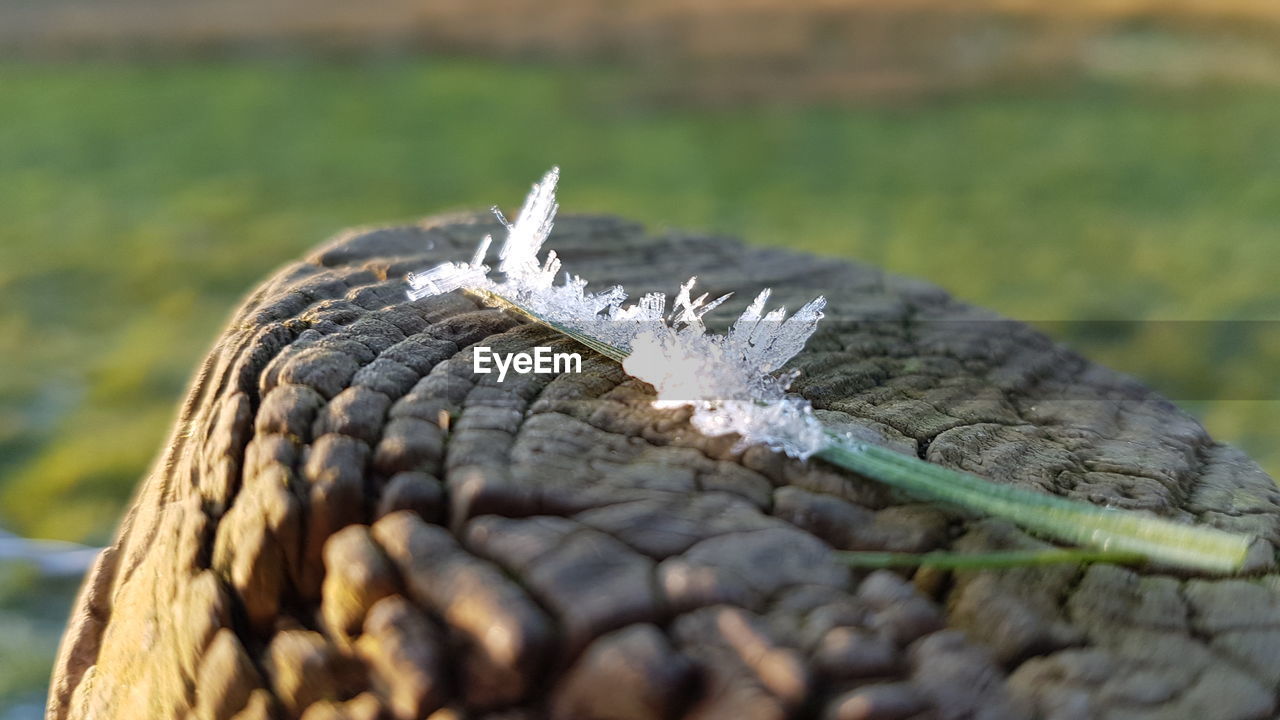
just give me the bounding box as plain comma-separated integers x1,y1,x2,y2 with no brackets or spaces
48,214,1280,720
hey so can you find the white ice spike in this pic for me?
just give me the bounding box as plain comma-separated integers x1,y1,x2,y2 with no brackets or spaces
405,167,829,458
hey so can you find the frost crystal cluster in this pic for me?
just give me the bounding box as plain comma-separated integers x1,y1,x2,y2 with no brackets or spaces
407,167,829,458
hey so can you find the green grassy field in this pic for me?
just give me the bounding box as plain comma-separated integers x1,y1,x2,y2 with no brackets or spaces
1,57,1277,548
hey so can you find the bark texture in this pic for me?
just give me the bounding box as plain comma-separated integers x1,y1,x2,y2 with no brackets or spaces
48,214,1280,720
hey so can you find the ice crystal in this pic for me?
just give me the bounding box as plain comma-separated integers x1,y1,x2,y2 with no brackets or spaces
407,167,829,458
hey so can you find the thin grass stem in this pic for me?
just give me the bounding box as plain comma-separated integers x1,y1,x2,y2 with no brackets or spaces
834,548,1145,569
466,286,1254,574
818,437,1252,572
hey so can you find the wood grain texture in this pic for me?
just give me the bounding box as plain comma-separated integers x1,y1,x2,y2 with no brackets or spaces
48,214,1280,720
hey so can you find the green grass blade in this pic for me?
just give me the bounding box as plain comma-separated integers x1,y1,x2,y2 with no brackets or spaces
818,435,1253,573
835,548,1145,569
468,286,1255,574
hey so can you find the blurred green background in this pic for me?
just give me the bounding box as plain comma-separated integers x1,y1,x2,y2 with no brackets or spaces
1,1,1278,714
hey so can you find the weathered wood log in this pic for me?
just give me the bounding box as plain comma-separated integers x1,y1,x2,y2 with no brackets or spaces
49,214,1280,720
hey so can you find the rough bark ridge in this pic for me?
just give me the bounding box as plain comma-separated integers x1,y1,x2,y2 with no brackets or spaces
48,214,1280,720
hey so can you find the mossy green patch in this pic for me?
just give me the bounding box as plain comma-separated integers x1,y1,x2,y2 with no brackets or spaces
1,58,1277,543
